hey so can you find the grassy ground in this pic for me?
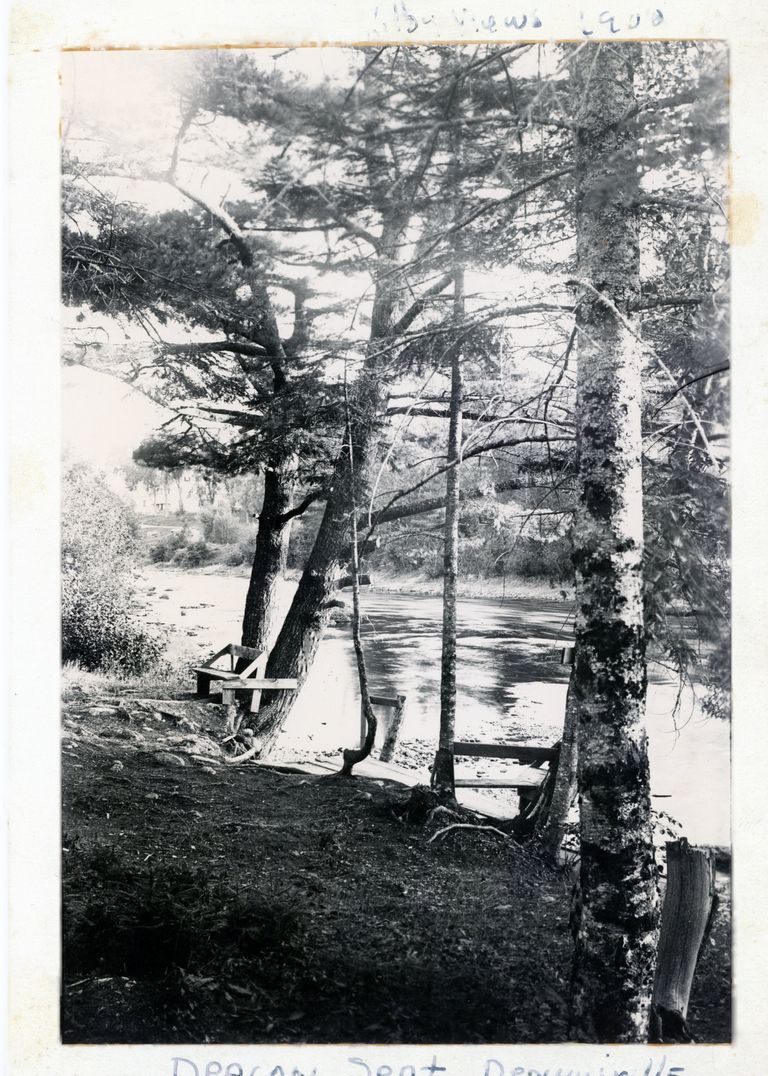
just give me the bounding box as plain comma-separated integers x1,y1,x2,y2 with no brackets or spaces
60,678,730,1046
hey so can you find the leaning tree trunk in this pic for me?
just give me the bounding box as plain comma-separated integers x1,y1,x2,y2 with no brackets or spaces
251,204,407,756
339,415,378,776
247,60,462,757
253,359,390,754
240,459,296,656
567,43,660,1043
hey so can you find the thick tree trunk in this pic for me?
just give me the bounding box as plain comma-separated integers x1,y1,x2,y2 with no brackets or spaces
240,460,295,655
568,44,660,1043
249,66,455,756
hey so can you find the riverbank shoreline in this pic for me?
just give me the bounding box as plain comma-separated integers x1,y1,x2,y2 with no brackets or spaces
146,560,572,604
133,566,729,849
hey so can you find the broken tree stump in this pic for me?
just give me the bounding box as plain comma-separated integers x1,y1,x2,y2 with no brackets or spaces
535,660,579,859
650,838,717,1043
379,694,407,762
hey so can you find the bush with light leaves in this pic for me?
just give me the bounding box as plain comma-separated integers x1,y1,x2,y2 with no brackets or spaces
62,464,167,676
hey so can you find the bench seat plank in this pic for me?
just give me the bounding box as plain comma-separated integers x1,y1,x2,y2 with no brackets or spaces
453,742,558,764
454,774,545,790
210,678,299,691
194,667,243,680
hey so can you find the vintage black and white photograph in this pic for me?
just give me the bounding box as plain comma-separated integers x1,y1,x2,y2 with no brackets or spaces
59,42,731,1046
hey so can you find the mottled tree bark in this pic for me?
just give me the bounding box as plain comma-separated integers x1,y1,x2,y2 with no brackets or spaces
568,43,660,1043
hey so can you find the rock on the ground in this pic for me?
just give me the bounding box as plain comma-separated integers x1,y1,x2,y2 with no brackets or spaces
152,752,187,768
115,728,143,742
131,699,221,727
110,761,124,773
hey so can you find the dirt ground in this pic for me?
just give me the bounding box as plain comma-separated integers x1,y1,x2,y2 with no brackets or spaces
60,679,731,1045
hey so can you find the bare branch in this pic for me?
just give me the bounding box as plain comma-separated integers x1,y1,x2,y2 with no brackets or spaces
277,489,327,525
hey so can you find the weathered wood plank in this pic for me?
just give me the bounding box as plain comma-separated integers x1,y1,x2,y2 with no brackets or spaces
196,644,234,669
194,667,243,680
454,775,545,790
453,742,558,763
369,694,402,708
209,678,299,691
651,840,717,1043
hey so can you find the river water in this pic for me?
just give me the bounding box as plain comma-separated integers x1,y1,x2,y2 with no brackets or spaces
145,569,731,848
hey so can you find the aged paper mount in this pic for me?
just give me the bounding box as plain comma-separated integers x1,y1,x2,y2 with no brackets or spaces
6,1,767,1073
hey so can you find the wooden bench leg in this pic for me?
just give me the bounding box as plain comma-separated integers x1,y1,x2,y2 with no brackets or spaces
248,654,268,714
221,687,237,735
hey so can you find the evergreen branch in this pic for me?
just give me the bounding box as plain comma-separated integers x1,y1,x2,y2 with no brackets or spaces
161,340,267,359
651,363,730,414
571,278,722,471
386,405,574,432
311,186,381,250
391,273,454,335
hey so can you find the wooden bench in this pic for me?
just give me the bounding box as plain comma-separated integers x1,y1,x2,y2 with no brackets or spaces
452,741,558,811
194,644,266,702
195,643,302,735
209,676,300,735
449,641,574,798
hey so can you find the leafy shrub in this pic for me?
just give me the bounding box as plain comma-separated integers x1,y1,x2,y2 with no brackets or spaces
149,529,188,563
495,536,573,582
200,510,246,545
173,539,214,568
62,464,167,675
220,544,246,567
220,537,257,567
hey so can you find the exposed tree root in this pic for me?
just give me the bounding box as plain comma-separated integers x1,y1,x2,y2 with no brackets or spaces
427,822,509,844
